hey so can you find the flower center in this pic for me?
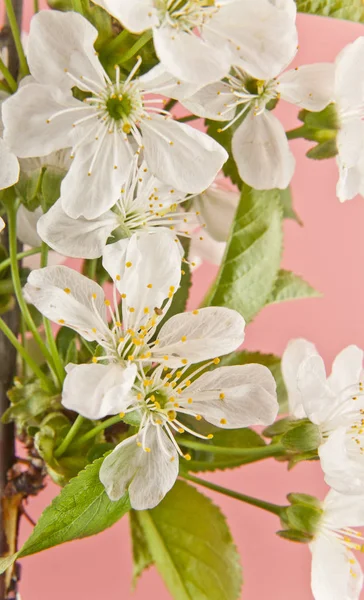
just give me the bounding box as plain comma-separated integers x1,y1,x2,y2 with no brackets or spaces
156,0,217,30
106,94,133,121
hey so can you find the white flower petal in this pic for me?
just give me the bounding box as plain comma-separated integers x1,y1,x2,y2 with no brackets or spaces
3,84,78,158
323,488,364,529
328,345,363,394
92,0,158,33
62,362,137,420
141,114,228,194
310,535,363,600
184,364,278,428
319,428,364,496
0,138,19,190
153,26,231,86
212,0,298,80
154,307,245,367
336,156,364,203
193,184,239,242
139,63,202,101
60,134,131,219
17,206,42,247
337,120,364,170
24,265,107,341
37,200,119,259
281,338,320,418
297,354,332,425
188,231,226,268
335,37,364,115
99,428,178,508
28,10,105,90
232,110,295,190
278,63,335,111
181,82,236,122
102,232,182,331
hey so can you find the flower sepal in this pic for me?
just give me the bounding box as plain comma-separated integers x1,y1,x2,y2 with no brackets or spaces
279,493,323,540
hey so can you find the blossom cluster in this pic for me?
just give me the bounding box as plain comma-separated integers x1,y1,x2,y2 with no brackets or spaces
1,1,364,599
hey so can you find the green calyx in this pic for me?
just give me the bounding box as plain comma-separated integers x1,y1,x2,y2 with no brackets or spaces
106,94,132,121
278,493,323,543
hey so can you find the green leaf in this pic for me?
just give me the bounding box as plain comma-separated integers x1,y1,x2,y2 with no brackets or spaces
306,138,338,160
279,188,302,224
0,456,130,574
136,480,242,600
130,510,154,587
265,270,321,306
204,185,283,322
219,350,288,413
296,0,364,22
180,428,266,472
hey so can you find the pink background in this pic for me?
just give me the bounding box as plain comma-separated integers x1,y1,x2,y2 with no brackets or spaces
7,2,364,598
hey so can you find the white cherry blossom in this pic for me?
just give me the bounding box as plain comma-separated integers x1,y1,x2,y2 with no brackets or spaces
2,11,227,219
92,0,298,86
282,339,364,495
37,159,198,259
310,489,364,600
332,37,364,202
180,61,334,189
0,92,19,191
100,360,278,509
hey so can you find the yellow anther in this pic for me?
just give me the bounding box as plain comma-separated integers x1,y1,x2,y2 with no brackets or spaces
121,293,126,299
119,412,125,418
170,456,175,462
58,319,65,324
168,410,177,421
104,299,110,306
128,355,134,361
195,415,202,421
220,418,227,425
353,396,358,400
129,307,135,313
147,283,153,288
64,287,71,294
154,401,161,410
137,441,142,447
181,336,187,342
187,398,193,404
181,359,188,365
207,434,214,439
184,453,192,461
145,447,151,453
125,261,132,268
219,393,225,400
92,357,98,363
118,337,125,343
185,380,191,387
176,371,183,378
137,393,143,400
115,274,121,281
192,310,199,315
178,427,184,433
123,123,131,134
163,355,169,360
213,358,220,365
144,307,149,314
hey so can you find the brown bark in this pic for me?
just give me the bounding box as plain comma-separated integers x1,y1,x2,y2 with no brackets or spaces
0,2,23,598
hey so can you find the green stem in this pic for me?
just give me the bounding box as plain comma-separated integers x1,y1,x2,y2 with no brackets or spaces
4,0,29,76
54,415,85,458
72,414,123,449
164,99,177,113
33,0,39,12
177,115,199,123
182,473,283,517
41,243,65,385
101,29,130,57
7,204,59,380
0,247,41,274
176,438,285,461
117,31,153,64
286,126,307,140
72,0,83,12
19,315,26,376
0,315,50,388
0,57,17,92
